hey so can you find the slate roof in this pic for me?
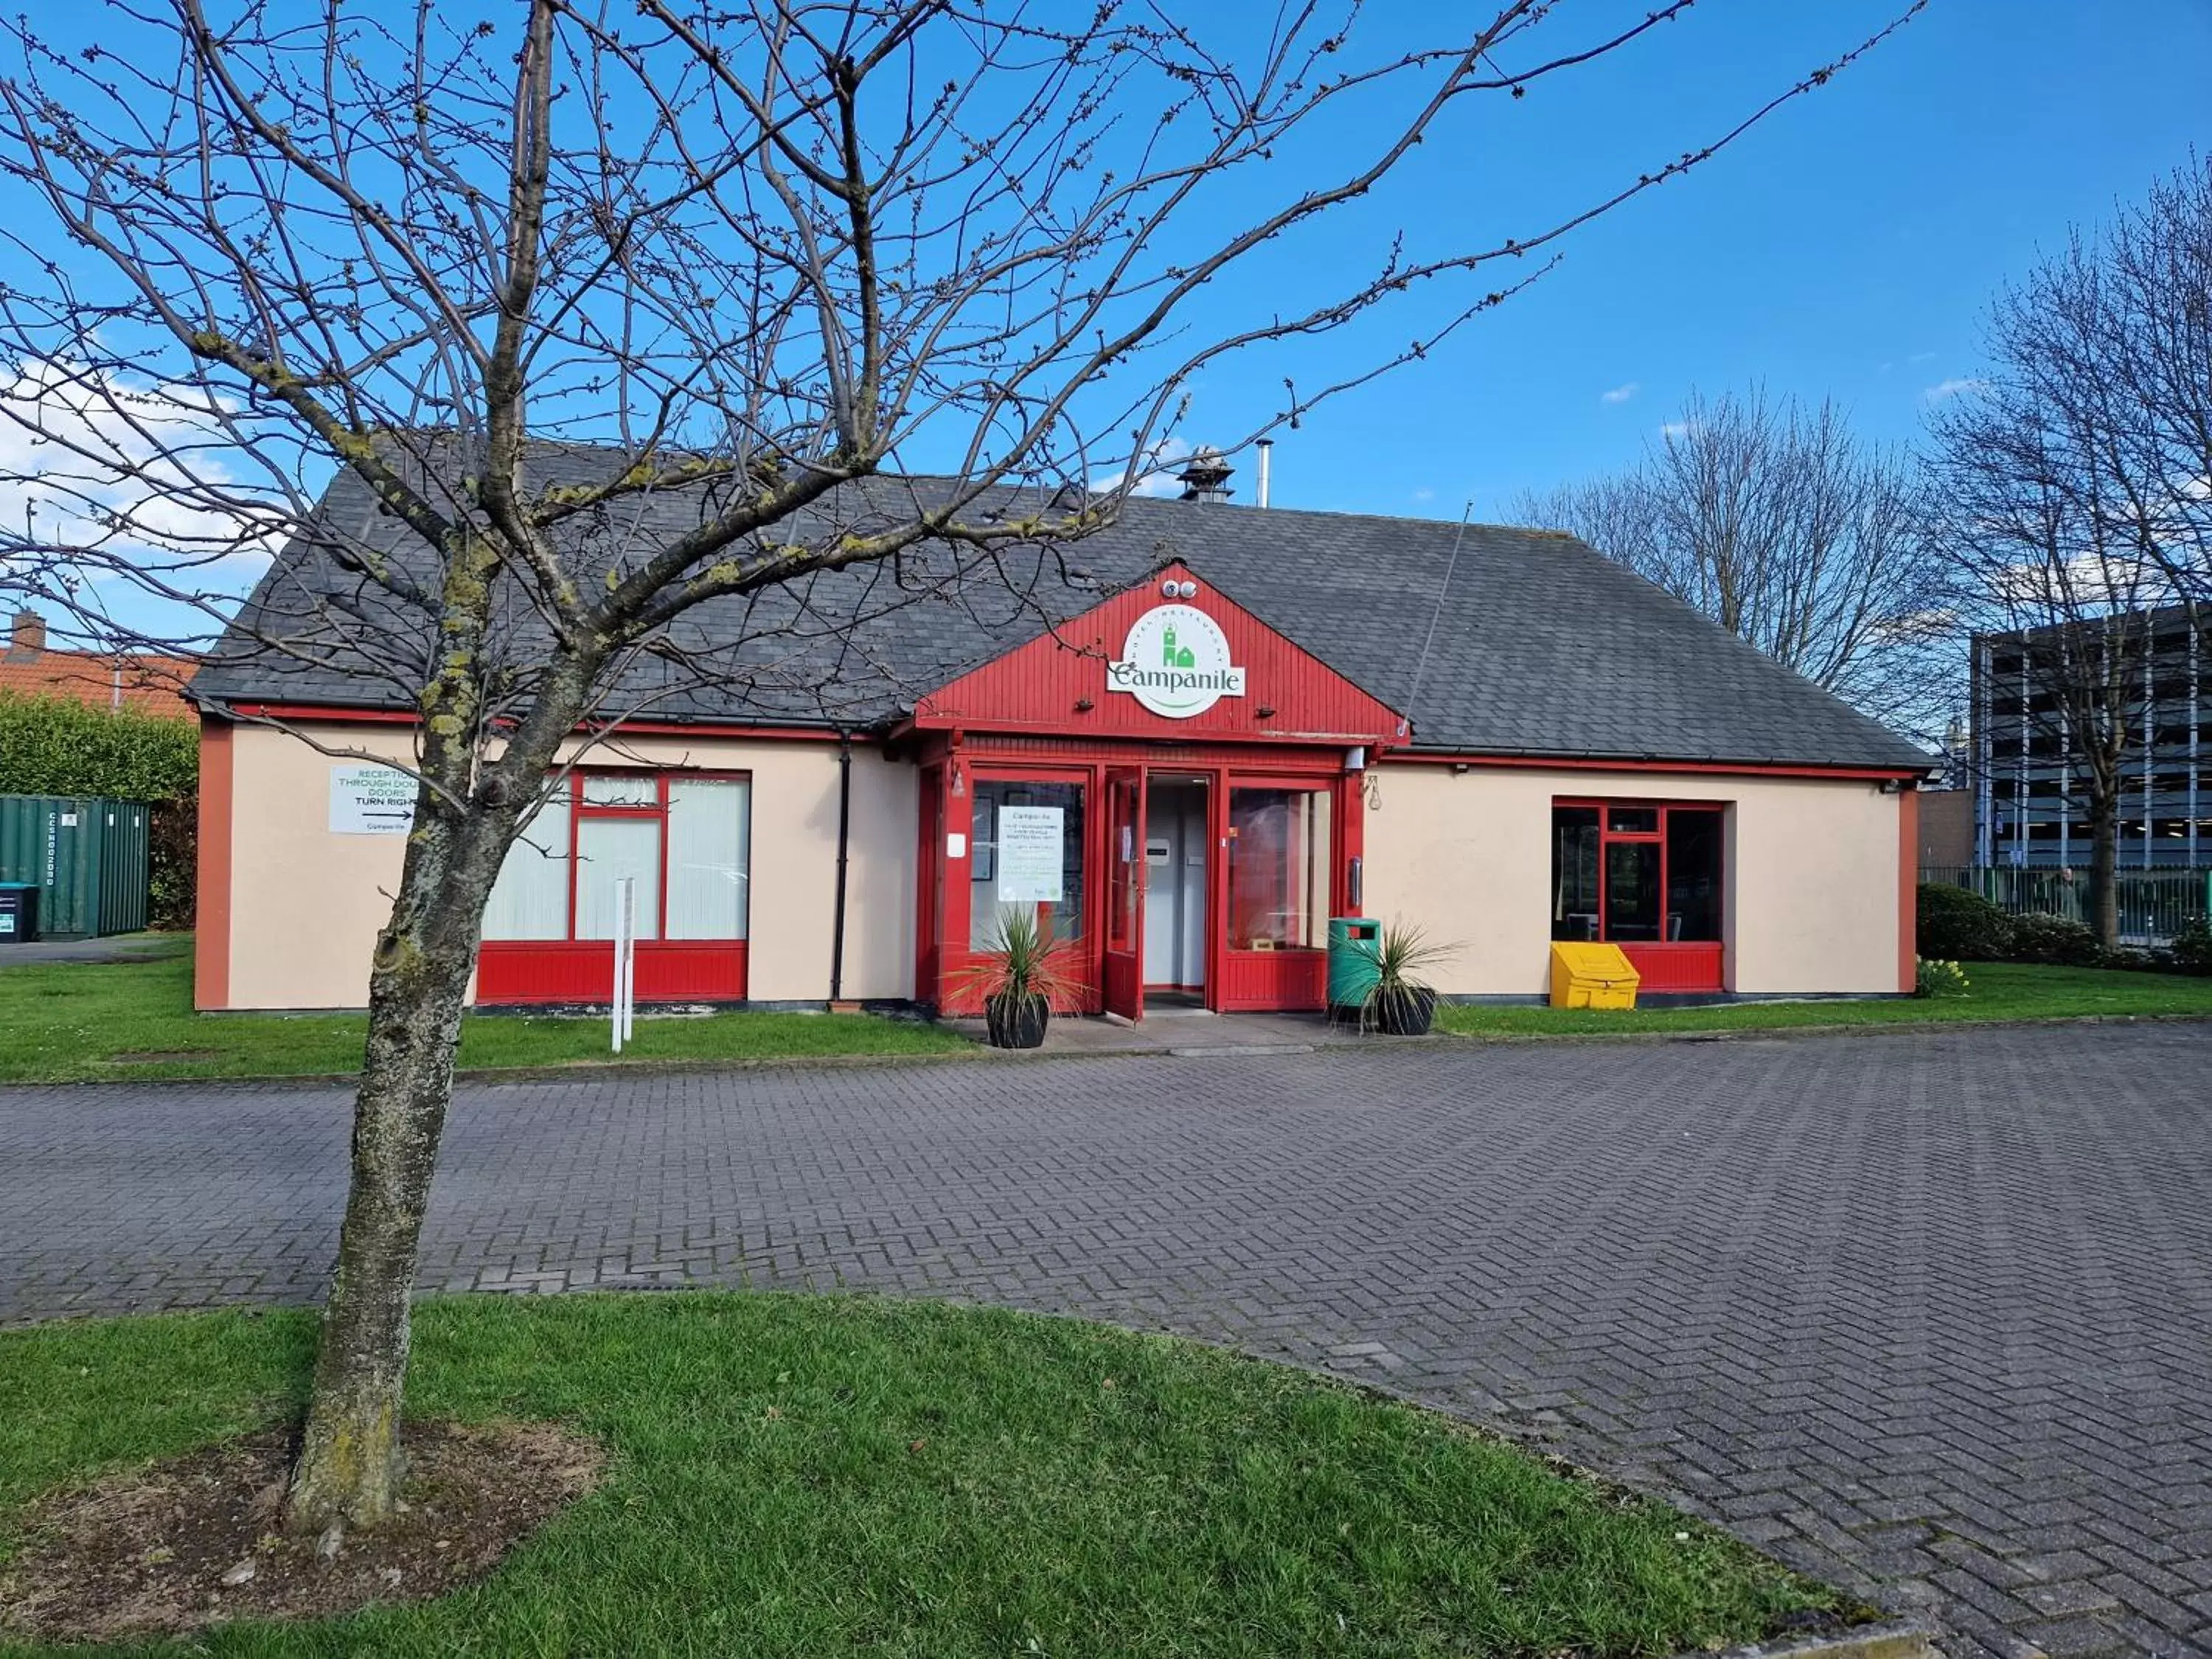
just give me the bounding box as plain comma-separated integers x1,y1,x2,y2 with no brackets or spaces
194,451,1933,771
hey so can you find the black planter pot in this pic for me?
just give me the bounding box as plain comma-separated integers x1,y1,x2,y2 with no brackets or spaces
984,992,1051,1049
1373,985,1437,1037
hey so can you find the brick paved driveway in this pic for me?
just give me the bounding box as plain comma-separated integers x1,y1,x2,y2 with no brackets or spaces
5,1024,2211,1658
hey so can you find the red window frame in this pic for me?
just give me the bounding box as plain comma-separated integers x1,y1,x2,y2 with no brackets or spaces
1106,770,1141,953
1224,777,1332,954
1554,797,1728,995
1554,799,1726,946
476,769,752,1007
963,763,1094,959
485,769,759,946
555,773,662,941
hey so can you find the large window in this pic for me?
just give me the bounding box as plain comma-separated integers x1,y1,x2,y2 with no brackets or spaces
1228,786,1332,950
970,778,1086,950
483,773,751,943
1551,801,1723,944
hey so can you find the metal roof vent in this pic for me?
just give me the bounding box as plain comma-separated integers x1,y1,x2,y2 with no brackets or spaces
1177,447,1234,504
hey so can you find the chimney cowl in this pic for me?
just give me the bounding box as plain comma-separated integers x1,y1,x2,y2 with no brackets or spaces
1177,446,1234,505
9,608,45,659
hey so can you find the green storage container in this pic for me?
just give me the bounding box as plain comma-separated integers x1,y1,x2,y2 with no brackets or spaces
1326,916,1382,1013
0,794,151,938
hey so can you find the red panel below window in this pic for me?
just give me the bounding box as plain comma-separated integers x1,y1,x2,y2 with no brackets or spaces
1616,942,1725,995
477,941,749,1005
1216,947,1326,1012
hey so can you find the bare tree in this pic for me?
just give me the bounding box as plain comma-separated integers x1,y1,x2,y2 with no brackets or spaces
1927,238,2173,948
0,0,1916,1534
2000,160,2212,628
1517,388,1947,733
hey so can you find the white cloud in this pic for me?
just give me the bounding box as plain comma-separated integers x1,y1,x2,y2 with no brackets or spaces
1411,487,1435,503
1989,552,2171,610
1658,420,1700,441
1921,376,1989,404
0,355,285,579
1090,434,1193,500
1601,381,1640,406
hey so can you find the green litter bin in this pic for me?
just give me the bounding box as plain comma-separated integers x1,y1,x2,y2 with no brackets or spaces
1326,917,1381,1016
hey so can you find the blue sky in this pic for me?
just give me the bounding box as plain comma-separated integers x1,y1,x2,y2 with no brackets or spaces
1219,0,2212,522
4,0,2208,649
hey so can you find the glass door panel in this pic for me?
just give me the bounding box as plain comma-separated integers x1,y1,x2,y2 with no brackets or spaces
577,816,662,940
1602,839,1661,941
968,779,1086,950
1664,810,1723,942
1101,767,1144,1021
665,778,749,939
482,789,572,941
1227,787,1332,949
1551,805,1601,940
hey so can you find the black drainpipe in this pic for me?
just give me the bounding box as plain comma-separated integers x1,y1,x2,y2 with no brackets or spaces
829,730,853,1004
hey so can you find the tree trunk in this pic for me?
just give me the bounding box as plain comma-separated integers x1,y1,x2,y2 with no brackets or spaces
285,817,501,1531
2088,791,2121,952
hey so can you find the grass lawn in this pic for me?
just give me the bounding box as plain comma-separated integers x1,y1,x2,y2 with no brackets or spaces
0,939,967,1084
0,1293,1851,1658
1437,960,2212,1039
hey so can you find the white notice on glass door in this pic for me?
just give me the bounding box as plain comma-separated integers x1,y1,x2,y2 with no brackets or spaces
995,805,1064,902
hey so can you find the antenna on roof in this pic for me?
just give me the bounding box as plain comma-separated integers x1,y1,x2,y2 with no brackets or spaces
1402,501,1472,723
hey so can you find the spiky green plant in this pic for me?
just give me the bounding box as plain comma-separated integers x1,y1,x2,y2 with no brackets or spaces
1354,920,1456,1034
962,905,1079,1013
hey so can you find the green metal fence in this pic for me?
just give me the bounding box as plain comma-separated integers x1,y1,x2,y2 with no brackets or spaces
0,794,152,938
1919,866,2212,945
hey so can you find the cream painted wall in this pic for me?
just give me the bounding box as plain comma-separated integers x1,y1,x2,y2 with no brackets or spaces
216,723,1897,1009
217,723,916,1009
1361,764,1906,997
224,724,418,1011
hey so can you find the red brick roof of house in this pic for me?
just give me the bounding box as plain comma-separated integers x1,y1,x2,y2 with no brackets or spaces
1,610,197,719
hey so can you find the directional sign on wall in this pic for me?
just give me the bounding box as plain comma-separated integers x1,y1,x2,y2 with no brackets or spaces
328,764,417,835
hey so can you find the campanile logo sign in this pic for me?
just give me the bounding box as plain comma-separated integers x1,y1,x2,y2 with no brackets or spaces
1107,603,1247,718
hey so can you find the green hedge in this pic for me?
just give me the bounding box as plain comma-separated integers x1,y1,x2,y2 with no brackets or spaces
1919,877,2212,975
2171,916,2212,975
2005,911,2104,967
0,692,197,801
1915,883,2014,961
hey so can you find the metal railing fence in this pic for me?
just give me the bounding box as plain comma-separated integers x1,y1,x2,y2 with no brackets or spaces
1919,866,2212,945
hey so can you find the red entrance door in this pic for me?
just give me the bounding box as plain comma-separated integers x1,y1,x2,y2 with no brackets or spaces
1101,765,1147,1020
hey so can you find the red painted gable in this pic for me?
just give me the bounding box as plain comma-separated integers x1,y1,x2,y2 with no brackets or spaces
912,563,1405,747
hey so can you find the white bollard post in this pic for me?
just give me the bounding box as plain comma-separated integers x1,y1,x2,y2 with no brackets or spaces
611,876,634,1053
619,877,636,1047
